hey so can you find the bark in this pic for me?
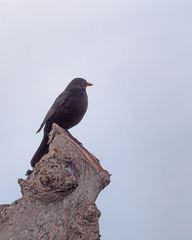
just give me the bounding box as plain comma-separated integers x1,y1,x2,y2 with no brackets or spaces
0,124,110,240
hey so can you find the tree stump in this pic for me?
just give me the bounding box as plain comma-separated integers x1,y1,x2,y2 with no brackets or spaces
0,124,110,240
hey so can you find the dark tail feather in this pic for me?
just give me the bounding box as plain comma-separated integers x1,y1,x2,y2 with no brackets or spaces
36,122,44,133
30,131,49,168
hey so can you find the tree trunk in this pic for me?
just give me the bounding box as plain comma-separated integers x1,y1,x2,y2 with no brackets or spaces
0,124,110,240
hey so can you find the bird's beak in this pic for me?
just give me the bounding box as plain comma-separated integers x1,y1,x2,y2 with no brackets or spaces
86,81,93,87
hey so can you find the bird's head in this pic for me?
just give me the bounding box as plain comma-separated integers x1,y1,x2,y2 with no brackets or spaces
67,78,93,91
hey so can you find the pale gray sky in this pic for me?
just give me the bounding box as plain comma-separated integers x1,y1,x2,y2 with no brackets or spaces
0,0,192,239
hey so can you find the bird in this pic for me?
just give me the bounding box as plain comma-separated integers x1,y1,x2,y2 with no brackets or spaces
30,78,93,167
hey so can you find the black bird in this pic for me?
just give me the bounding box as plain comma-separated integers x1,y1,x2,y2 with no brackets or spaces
30,78,93,167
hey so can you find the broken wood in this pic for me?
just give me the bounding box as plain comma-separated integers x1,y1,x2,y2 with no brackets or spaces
0,124,110,240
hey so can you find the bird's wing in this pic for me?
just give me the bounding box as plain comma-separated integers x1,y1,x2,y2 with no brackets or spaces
36,90,69,133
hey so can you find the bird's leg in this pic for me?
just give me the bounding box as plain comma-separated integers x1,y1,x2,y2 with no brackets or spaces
66,130,83,146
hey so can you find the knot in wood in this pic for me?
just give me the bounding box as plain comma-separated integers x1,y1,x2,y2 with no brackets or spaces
0,205,12,223
84,204,101,222
36,159,79,194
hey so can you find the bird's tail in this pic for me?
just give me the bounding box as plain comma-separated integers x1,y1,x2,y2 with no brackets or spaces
30,130,49,168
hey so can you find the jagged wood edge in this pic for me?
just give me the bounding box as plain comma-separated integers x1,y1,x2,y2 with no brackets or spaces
49,123,110,177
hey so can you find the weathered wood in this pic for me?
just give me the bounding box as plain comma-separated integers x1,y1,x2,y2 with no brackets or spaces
0,124,110,240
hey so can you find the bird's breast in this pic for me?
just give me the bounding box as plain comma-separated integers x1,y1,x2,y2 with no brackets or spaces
57,90,88,130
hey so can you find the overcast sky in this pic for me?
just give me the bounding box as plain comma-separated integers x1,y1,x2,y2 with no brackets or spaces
0,0,192,239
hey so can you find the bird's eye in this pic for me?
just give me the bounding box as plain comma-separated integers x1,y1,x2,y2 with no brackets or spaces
81,81,86,88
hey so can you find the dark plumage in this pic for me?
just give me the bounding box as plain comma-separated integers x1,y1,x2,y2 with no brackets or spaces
30,78,92,167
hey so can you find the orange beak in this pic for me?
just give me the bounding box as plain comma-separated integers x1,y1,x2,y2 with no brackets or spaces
86,81,93,87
